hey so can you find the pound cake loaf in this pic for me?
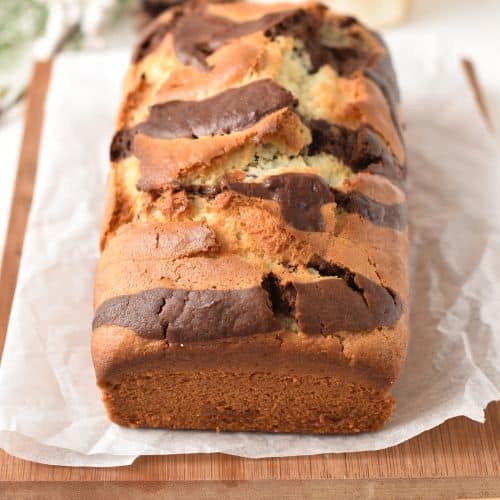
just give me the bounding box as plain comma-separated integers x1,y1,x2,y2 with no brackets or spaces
92,1,408,433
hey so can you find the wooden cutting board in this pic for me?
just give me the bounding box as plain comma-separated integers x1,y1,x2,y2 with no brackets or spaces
0,61,498,500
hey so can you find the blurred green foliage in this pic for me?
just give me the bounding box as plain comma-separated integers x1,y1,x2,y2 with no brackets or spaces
0,0,48,54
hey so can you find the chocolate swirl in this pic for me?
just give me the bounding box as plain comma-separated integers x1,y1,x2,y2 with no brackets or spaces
93,267,403,342
228,173,406,232
110,79,295,161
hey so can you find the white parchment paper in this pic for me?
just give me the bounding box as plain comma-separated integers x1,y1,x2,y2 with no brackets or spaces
0,33,499,467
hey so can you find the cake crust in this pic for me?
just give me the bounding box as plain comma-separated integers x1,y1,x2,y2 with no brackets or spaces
92,1,408,433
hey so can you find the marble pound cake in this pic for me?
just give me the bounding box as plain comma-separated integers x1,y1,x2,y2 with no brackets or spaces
92,1,408,433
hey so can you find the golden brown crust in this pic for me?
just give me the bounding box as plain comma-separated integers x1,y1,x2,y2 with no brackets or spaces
155,33,266,102
131,108,310,190
92,1,408,434
92,323,404,391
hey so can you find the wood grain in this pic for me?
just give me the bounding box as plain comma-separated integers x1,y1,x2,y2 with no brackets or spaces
0,60,52,358
0,61,498,497
462,58,494,130
1,478,500,500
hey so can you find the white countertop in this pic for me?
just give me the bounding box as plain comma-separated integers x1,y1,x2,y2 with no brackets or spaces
0,0,499,260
